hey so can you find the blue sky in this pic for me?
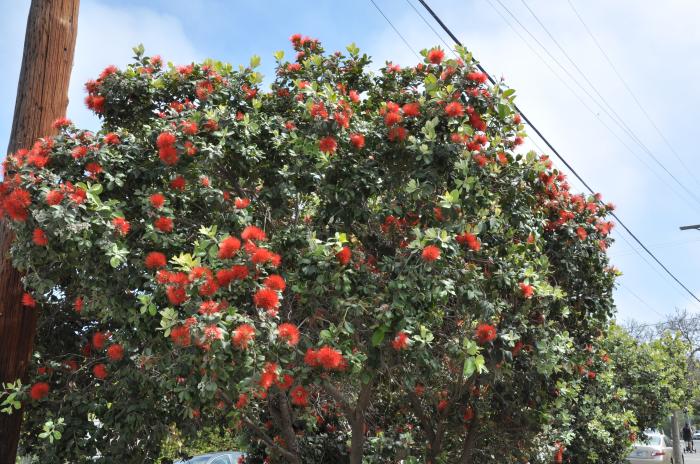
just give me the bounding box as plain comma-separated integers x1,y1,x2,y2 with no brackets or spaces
2,0,700,324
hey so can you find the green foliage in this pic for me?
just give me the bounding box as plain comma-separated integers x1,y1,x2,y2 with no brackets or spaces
0,35,674,464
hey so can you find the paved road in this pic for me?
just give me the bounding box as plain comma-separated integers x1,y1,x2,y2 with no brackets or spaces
683,441,700,463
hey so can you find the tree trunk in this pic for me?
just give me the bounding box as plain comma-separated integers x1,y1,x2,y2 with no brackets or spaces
671,410,683,464
0,0,79,461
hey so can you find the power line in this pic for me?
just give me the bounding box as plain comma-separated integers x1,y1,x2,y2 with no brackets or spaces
496,0,700,212
368,0,422,61
413,0,700,305
566,0,700,189
480,0,693,213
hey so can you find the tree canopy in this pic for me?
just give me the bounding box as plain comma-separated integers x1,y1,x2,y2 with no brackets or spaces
0,36,688,463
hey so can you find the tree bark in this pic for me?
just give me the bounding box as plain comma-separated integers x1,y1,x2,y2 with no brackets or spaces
349,378,373,464
0,0,79,461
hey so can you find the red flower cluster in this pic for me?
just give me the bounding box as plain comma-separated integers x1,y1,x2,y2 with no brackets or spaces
277,323,300,346
156,132,178,165
218,236,241,259
107,344,124,361
30,382,50,400
93,363,108,379
241,225,266,242
336,246,351,265
232,324,255,349
456,232,481,251
392,331,409,350
304,346,345,370
319,136,337,154
290,385,309,407
475,323,497,345
427,48,445,64
421,245,441,262
154,216,174,233
253,288,280,313
112,217,130,237
145,252,167,269
519,282,534,299
32,228,48,246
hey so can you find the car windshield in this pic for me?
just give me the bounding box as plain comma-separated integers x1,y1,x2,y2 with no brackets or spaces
636,436,662,446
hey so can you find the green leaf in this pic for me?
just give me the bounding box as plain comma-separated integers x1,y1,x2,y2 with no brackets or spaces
372,328,386,347
273,50,285,61
249,55,261,69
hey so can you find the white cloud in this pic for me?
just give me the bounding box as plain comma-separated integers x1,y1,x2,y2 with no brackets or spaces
67,1,201,131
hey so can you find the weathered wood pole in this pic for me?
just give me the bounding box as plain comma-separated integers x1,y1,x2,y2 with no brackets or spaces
0,0,79,461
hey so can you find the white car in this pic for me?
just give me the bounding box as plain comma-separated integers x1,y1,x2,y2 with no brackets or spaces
174,452,244,464
627,432,674,463
693,431,700,440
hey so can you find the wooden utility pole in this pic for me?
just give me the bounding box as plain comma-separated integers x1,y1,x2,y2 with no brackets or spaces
0,0,79,461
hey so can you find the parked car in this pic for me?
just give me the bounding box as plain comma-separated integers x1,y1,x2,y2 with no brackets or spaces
627,431,674,463
174,451,244,464
693,430,700,440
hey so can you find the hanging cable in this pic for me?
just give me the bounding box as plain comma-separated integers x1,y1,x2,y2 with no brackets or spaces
408,0,700,304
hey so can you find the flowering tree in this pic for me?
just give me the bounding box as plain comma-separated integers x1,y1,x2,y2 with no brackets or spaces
0,37,621,463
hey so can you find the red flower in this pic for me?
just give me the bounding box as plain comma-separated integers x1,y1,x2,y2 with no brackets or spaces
264,275,286,291
402,102,420,117
3,189,31,221
463,406,474,422
216,265,249,285
92,331,107,350
519,282,534,299
218,236,241,259
85,162,103,177
241,225,266,242
235,197,251,209
22,292,36,308
251,248,281,267
290,385,309,407
32,228,48,246
149,193,166,208
384,111,402,126
156,132,176,148
112,217,130,236
145,251,167,269
93,363,108,379
52,117,72,129
421,245,441,262
204,324,223,340
198,300,224,315
170,324,192,347
166,286,188,305
349,133,365,149
104,132,120,145
427,48,445,64
253,288,280,311
304,348,320,367
29,382,50,400
70,146,87,161
232,324,256,349
69,187,86,204
310,101,328,119
336,246,351,265
392,331,409,350
475,323,497,345
445,101,464,118
456,232,480,251
74,296,84,313
576,226,588,241
278,323,300,346
235,393,249,409
319,136,337,154
154,216,174,233
317,346,344,370
388,126,407,142
181,120,198,135
107,344,124,361
170,176,186,191
45,190,64,206
276,373,294,390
